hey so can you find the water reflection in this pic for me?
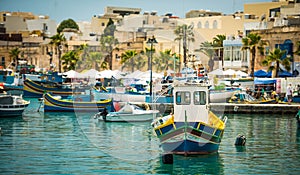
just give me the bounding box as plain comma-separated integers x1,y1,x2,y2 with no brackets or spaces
1,104,300,174
154,153,224,175
76,114,161,162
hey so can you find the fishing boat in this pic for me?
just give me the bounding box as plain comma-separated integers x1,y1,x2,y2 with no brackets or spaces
151,80,227,155
43,93,114,112
228,91,278,104
0,94,30,117
95,103,159,122
23,78,86,98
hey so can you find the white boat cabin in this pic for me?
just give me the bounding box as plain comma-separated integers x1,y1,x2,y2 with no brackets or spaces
173,81,210,123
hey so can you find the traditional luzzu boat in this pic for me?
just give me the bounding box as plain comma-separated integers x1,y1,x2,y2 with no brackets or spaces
23,78,85,98
43,93,114,112
0,94,30,117
228,91,278,104
151,80,227,155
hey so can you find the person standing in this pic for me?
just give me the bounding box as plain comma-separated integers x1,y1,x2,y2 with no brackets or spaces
286,84,293,104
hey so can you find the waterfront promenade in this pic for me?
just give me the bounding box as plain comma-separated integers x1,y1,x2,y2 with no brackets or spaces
210,103,299,114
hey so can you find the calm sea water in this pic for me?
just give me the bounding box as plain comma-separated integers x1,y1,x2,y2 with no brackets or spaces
0,98,300,175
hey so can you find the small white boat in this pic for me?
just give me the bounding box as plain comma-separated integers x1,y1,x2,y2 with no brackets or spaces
0,94,30,117
95,103,159,122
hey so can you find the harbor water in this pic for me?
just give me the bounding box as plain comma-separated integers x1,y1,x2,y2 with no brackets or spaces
0,98,300,174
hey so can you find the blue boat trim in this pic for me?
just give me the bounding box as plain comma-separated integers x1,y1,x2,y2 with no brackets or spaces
43,93,114,112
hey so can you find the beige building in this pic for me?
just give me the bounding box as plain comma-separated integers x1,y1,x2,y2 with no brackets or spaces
177,13,245,70
243,0,300,75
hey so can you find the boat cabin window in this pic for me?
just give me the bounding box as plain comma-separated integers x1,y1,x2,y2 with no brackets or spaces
194,91,206,105
175,91,190,105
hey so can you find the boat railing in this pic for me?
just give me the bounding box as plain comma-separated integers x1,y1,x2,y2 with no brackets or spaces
208,111,226,130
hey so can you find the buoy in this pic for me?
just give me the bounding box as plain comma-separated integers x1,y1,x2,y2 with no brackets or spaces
162,153,173,164
235,134,246,146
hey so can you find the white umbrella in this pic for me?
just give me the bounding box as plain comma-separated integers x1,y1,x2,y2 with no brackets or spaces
137,70,163,80
81,69,99,78
63,70,83,78
124,70,143,79
223,69,236,76
208,69,224,76
236,70,248,78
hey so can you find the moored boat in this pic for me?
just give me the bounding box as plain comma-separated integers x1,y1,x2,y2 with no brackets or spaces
151,80,227,155
43,93,114,112
95,103,159,122
23,78,86,98
228,91,278,104
0,94,30,117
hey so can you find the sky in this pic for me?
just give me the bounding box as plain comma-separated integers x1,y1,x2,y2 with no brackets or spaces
0,0,272,23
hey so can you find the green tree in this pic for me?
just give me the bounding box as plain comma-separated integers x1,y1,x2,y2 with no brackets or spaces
212,34,226,68
49,33,66,72
262,48,291,78
90,52,105,70
295,41,300,56
242,33,263,77
173,24,194,70
100,18,118,70
103,18,116,37
145,47,155,71
198,41,215,72
121,50,138,72
9,48,21,69
153,49,173,72
57,18,79,33
61,50,79,71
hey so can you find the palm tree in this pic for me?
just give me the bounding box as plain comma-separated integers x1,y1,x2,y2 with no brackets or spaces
9,48,21,69
242,33,262,77
89,52,104,70
133,54,147,71
174,24,194,70
49,33,66,72
121,50,138,72
174,25,183,66
100,35,118,70
60,50,79,71
212,34,226,69
198,41,215,72
145,47,155,71
153,49,173,72
295,41,300,56
262,48,290,78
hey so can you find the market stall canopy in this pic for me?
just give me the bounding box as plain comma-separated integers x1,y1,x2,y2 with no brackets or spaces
278,70,293,77
254,78,276,85
254,70,271,77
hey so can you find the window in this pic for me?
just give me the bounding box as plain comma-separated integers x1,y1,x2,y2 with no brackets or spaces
176,91,190,105
213,20,218,29
197,21,202,28
223,46,231,61
233,46,241,61
194,91,206,105
205,21,209,28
